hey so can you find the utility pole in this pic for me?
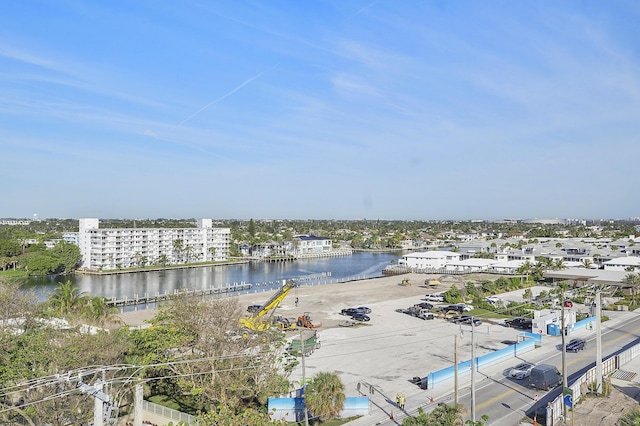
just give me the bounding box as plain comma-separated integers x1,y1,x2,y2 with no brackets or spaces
471,318,476,423
561,286,568,419
596,291,603,394
300,327,309,426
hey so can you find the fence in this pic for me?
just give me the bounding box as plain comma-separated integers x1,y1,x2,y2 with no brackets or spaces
143,400,198,425
544,339,640,425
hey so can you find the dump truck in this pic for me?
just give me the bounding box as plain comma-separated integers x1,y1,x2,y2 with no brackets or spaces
287,330,320,357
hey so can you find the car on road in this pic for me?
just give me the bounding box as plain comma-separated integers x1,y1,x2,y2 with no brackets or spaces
352,313,370,322
504,317,533,329
564,300,574,307
509,362,535,380
425,293,445,302
529,364,562,390
566,338,586,352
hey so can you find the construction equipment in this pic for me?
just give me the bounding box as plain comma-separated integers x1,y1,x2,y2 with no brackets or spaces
297,312,321,328
240,279,297,332
272,315,297,331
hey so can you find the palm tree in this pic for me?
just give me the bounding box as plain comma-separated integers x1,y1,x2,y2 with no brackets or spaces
553,258,567,270
516,260,534,285
622,273,640,306
48,280,88,318
84,296,122,327
580,259,593,269
305,371,345,422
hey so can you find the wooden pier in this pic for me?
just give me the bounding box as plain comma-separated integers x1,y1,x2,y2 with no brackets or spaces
106,282,253,309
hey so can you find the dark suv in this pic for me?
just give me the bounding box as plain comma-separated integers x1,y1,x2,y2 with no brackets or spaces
441,305,465,314
566,338,586,352
504,317,533,329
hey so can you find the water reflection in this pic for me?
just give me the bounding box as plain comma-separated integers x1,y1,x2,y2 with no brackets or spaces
22,252,400,301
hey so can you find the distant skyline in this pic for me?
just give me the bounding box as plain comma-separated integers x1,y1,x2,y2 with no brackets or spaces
1,1,639,220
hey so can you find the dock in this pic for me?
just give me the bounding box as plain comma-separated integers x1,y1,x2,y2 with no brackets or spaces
106,282,253,308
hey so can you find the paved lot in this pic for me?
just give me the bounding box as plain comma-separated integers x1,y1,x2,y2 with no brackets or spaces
119,273,640,425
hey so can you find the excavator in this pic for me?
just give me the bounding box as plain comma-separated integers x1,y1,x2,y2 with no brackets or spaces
239,279,298,332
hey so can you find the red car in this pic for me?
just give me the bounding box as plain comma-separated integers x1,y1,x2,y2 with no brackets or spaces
564,300,573,307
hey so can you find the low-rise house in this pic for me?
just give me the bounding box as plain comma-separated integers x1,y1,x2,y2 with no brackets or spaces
400,251,461,269
445,258,498,273
603,256,640,272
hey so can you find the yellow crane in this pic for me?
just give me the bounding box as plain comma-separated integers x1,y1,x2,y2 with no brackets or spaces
239,279,298,332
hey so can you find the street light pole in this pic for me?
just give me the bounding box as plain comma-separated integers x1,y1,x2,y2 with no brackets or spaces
596,291,603,394
471,318,476,423
561,286,568,419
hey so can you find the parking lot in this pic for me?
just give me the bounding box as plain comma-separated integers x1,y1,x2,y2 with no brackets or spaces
272,276,563,410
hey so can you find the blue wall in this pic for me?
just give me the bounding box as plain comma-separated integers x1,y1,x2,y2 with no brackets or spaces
268,396,369,421
427,333,540,389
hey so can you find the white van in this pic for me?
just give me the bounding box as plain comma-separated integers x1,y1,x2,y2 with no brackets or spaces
425,293,445,302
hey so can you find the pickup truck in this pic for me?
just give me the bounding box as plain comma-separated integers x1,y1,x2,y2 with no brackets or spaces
396,306,435,320
504,317,533,329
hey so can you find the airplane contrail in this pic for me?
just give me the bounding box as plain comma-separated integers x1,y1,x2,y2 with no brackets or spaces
178,66,273,126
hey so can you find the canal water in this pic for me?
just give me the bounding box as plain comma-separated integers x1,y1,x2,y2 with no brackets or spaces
21,251,401,302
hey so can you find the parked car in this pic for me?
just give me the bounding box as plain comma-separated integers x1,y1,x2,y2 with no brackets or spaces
566,338,586,352
341,307,362,316
425,293,445,302
485,296,502,304
341,307,371,316
504,317,533,329
442,305,465,314
564,300,574,307
247,304,262,313
458,315,482,326
414,302,434,310
509,362,535,380
453,303,474,312
352,313,370,322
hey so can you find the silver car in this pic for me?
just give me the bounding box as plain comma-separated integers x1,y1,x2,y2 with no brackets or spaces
509,362,534,380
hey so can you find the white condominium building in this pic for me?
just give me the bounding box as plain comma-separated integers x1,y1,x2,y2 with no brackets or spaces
78,218,230,271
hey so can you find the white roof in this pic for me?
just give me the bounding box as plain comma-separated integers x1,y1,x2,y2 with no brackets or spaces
447,258,499,267
491,260,525,268
603,257,640,266
403,251,459,259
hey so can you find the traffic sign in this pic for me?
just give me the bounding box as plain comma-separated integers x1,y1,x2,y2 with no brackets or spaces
563,393,573,408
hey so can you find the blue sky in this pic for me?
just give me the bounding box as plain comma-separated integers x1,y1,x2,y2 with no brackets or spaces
1,1,639,220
